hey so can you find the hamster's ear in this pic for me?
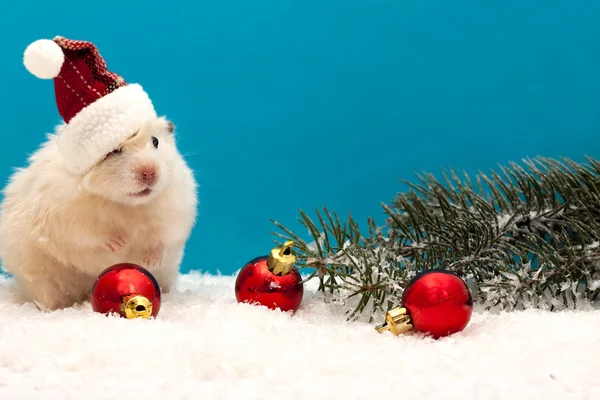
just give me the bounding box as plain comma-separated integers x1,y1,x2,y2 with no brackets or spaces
166,120,175,134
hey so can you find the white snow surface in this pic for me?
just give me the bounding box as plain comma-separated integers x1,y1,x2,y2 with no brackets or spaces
0,272,598,400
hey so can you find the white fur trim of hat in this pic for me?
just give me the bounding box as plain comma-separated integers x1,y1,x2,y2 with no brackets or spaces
56,84,157,175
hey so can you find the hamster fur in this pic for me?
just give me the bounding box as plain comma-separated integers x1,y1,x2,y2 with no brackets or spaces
0,116,198,311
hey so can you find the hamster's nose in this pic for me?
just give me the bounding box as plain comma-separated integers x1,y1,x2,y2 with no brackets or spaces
136,164,158,186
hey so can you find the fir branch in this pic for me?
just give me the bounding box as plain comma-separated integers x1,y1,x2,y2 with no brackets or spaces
271,156,600,321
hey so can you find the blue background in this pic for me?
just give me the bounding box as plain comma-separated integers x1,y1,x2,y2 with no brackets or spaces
0,1,599,275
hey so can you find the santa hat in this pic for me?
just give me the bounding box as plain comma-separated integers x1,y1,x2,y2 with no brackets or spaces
22,36,157,175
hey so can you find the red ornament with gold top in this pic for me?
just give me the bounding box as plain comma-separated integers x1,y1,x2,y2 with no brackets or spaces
91,263,161,319
376,269,473,338
235,241,304,312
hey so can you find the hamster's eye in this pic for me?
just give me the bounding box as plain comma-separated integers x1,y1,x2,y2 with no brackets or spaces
103,147,122,161
152,136,159,149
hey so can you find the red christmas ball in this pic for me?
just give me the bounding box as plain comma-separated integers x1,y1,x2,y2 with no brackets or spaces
402,269,473,338
91,263,161,319
235,241,304,312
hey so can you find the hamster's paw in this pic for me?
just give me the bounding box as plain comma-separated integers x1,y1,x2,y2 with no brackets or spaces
105,234,127,252
27,284,75,312
32,296,74,312
142,242,165,268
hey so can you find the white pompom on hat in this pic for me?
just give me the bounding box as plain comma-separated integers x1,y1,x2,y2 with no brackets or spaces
23,39,65,79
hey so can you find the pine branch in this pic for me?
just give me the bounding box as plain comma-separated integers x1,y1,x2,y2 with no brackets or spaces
271,156,600,321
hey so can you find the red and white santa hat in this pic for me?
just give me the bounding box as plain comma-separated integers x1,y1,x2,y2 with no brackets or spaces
23,36,158,175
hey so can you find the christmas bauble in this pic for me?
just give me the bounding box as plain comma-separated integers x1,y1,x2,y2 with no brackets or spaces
376,269,472,338
235,241,304,312
91,263,161,319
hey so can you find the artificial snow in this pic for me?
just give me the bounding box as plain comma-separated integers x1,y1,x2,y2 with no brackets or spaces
0,272,598,400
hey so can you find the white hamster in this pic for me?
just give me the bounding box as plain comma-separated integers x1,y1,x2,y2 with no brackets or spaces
0,116,198,311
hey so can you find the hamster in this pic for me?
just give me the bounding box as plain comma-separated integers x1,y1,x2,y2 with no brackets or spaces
0,116,198,311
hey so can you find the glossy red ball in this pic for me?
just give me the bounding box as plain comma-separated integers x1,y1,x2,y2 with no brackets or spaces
402,269,473,338
235,256,304,312
91,263,161,318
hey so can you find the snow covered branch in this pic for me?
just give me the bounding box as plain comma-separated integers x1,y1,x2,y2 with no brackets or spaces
272,156,600,321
